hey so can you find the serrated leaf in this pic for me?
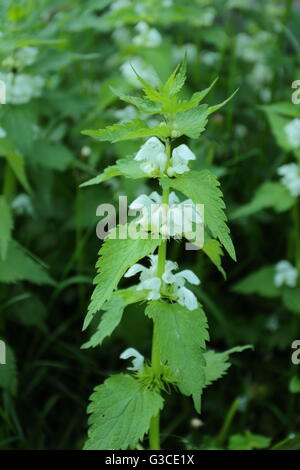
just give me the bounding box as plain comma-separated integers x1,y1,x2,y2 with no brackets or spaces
145,300,209,412
233,265,279,298
111,89,161,114
82,119,170,142
0,345,18,395
0,196,13,260
84,231,161,330
168,170,236,260
160,59,187,98
207,88,238,115
230,182,295,219
0,240,54,285
228,431,271,450
202,238,225,278
80,157,147,188
172,105,209,138
0,139,31,193
204,345,252,387
84,374,163,450
82,288,146,348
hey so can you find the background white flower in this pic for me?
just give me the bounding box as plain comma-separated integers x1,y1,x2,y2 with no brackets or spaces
0,127,7,138
284,119,300,149
277,163,300,197
120,348,144,374
274,260,298,288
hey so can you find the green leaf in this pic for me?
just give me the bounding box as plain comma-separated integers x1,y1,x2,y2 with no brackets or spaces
207,88,238,115
0,196,13,260
0,345,18,395
145,301,209,412
31,140,73,171
204,345,253,387
282,286,300,314
82,288,146,348
202,238,225,278
168,170,236,260
111,89,161,115
0,240,54,285
84,231,161,330
0,139,31,193
82,119,170,142
171,105,209,138
84,374,163,450
230,182,295,219
289,376,300,394
228,431,271,450
233,266,279,298
160,59,187,98
80,157,147,188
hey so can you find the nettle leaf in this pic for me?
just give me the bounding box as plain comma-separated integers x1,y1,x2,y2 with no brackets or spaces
0,345,18,395
80,157,147,188
0,196,13,260
231,182,295,219
202,238,225,278
282,286,300,314
84,231,161,330
171,105,209,138
166,78,218,114
160,59,187,98
233,266,279,298
0,139,31,193
207,89,238,115
168,170,236,260
204,345,252,387
82,288,146,348
228,431,271,450
111,89,161,115
84,374,163,450
146,300,209,413
82,119,170,142
0,240,54,285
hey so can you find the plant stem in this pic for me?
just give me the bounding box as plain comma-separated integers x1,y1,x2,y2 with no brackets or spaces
149,139,171,450
293,198,300,273
217,397,240,447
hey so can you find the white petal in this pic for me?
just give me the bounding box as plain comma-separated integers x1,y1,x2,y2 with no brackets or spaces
176,287,198,310
178,269,200,285
120,347,144,374
124,264,145,278
172,144,196,162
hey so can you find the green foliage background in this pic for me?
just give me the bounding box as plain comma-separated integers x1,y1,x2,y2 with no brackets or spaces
0,0,300,450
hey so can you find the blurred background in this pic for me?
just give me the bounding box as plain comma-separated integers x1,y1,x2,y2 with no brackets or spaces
0,0,300,450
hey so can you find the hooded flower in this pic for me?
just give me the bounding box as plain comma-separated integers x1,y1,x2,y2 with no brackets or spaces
167,144,196,176
120,348,144,374
125,255,200,310
274,260,298,288
134,137,167,174
277,163,300,197
129,191,202,241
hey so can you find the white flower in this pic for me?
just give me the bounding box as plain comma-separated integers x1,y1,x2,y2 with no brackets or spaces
0,72,44,104
110,0,130,11
120,57,159,88
120,348,144,374
114,105,137,122
11,193,34,216
274,260,298,288
0,127,6,138
173,44,197,64
125,255,200,310
133,22,162,48
201,51,219,66
2,46,38,69
81,146,91,157
249,63,273,89
284,119,300,149
129,191,202,240
277,163,300,197
134,137,167,175
167,144,196,176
